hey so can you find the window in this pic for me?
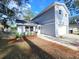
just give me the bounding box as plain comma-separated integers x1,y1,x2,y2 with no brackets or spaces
26,26,29,29
59,10,62,14
30,26,33,31
38,26,40,29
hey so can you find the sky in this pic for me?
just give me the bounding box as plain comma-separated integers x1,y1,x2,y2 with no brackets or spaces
29,0,64,14
6,0,65,19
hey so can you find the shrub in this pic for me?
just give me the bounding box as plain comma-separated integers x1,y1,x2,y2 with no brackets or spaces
15,32,21,38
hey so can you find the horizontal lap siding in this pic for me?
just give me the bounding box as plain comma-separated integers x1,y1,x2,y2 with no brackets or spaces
38,6,55,36
33,6,55,36
33,6,55,25
40,23,55,37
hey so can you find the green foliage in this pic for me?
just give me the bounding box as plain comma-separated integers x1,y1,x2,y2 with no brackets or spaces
70,19,76,24
0,0,14,17
75,0,79,8
8,10,14,16
15,32,21,38
24,10,35,20
1,0,8,4
63,0,79,15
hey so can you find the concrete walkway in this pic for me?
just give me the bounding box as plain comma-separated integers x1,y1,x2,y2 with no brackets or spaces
63,34,79,43
38,34,79,51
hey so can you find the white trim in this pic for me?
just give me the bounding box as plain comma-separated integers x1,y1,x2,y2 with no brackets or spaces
17,23,37,26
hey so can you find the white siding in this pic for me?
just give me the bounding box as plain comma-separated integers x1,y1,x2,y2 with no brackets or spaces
33,3,69,37
55,5,69,36
17,26,25,35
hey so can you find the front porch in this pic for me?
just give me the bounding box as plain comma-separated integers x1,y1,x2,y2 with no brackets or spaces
16,22,38,36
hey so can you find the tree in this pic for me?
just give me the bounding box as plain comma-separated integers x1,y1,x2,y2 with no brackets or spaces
0,0,14,16
57,0,79,16
0,0,8,4
63,0,79,15
24,10,35,20
74,0,79,7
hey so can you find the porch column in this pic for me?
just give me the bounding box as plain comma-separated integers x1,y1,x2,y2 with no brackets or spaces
29,26,30,35
33,26,36,32
37,25,41,36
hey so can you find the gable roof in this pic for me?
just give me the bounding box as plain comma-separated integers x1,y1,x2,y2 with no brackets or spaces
32,2,70,21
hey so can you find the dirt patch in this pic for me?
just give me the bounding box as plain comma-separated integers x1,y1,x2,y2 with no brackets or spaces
24,36,79,59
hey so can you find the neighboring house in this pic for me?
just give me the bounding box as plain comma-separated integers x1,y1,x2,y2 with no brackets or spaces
69,24,79,34
32,2,70,37
69,15,79,34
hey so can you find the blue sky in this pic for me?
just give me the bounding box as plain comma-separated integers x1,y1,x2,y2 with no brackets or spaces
29,0,64,14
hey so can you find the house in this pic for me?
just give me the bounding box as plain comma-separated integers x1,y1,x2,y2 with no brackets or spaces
16,19,37,35
2,18,37,35
16,19,26,35
32,2,70,37
69,15,79,34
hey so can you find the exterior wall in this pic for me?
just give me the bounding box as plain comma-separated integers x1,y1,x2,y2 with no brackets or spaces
55,5,69,36
40,23,55,36
36,7,55,37
33,7,55,25
69,24,79,34
33,3,69,37
17,25,25,35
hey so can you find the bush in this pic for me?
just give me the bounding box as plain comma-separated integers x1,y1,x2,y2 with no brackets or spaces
15,32,21,38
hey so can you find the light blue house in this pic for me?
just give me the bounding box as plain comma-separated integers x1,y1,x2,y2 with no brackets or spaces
32,2,70,37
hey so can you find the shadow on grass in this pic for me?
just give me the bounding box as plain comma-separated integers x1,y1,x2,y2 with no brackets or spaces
23,36,55,59
0,31,16,39
0,36,54,59
0,37,31,59
0,39,9,49
2,45,31,59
